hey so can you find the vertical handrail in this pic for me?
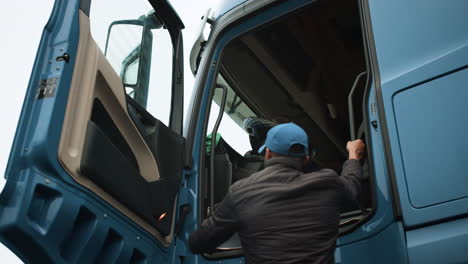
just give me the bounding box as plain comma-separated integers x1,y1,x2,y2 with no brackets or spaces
348,72,367,140
210,85,228,215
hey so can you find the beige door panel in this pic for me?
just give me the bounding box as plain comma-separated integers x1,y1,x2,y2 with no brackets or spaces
58,11,170,244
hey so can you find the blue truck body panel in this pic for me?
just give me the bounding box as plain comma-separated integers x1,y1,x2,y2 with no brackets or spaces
336,222,408,263
369,0,468,228
2,0,468,263
407,217,468,263
393,68,468,208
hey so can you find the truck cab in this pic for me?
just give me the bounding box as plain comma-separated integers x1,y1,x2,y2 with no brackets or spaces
1,0,468,263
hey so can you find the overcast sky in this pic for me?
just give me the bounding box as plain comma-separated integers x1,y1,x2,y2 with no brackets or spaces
0,0,218,262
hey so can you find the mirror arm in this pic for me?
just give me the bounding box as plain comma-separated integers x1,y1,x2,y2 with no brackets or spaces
169,31,184,135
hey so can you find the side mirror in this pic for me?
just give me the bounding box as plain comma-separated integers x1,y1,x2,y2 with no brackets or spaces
104,13,161,107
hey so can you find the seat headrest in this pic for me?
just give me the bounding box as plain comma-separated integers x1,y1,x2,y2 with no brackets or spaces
243,117,276,154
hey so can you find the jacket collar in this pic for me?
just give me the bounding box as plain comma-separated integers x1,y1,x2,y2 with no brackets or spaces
264,156,303,171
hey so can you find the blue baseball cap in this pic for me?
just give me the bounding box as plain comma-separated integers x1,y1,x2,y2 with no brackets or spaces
258,122,309,157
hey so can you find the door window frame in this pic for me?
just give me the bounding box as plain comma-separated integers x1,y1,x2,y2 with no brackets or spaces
185,0,383,259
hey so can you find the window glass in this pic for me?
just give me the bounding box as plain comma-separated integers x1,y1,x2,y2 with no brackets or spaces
90,0,173,125
123,59,139,86
207,75,256,155
105,24,142,77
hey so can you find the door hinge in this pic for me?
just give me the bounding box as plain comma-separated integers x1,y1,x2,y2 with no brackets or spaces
175,237,188,257
175,204,192,236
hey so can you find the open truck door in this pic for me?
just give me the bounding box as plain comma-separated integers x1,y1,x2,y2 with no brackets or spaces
0,0,187,263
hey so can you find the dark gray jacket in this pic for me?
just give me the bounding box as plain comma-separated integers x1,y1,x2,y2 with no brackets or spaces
189,157,364,264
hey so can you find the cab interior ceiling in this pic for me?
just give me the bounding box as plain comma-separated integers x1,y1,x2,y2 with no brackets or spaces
220,0,365,170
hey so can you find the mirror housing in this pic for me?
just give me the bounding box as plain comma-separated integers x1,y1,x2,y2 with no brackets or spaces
190,9,212,75
104,13,161,107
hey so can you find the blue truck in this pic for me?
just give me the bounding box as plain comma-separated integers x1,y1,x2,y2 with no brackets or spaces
1,0,468,263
